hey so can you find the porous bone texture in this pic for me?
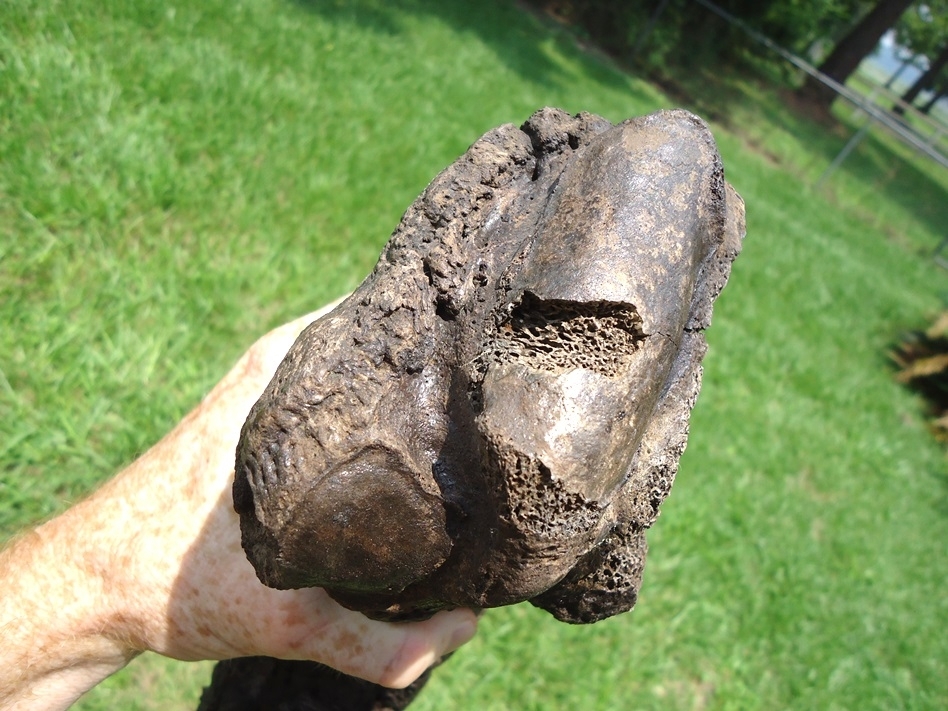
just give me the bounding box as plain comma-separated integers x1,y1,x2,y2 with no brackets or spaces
233,107,745,623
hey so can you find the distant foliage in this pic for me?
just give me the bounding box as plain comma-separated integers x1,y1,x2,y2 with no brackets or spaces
523,0,875,72
893,0,948,111
891,311,948,441
895,0,948,59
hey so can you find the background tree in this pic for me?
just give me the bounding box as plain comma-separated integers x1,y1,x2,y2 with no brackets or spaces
894,43,948,112
526,0,880,75
799,0,916,110
918,75,947,113
896,0,948,58
892,0,948,113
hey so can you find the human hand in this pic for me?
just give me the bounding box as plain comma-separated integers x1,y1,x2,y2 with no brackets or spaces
0,300,477,710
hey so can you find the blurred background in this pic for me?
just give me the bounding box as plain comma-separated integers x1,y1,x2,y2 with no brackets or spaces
1,0,946,708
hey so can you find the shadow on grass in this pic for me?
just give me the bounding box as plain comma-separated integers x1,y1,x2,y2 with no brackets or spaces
289,0,644,101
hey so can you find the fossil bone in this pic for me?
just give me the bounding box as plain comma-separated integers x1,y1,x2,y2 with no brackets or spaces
233,107,744,624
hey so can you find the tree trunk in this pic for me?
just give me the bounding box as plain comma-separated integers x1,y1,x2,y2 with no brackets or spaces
920,87,945,114
894,43,948,114
800,0,915,111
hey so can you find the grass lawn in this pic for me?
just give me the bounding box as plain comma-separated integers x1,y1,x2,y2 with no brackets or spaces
2,0,946,708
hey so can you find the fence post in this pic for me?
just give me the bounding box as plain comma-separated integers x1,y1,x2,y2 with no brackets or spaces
815,120,874,189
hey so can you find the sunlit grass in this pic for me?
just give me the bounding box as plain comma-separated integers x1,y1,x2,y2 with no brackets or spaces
2,0,946,709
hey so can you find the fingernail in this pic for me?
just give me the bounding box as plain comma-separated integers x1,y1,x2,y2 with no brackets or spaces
447,613,478,652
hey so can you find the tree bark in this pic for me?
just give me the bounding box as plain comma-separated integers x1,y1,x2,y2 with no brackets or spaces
800,0,915,111
894,43,948,114
919,86,945,114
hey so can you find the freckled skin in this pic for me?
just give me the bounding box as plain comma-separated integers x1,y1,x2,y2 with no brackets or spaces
281,601,308,629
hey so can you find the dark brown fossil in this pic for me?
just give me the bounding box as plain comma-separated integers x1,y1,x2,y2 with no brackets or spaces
202,107,744,709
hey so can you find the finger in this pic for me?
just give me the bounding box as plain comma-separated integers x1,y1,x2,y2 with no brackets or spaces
303,606,478,688
376,608,479,688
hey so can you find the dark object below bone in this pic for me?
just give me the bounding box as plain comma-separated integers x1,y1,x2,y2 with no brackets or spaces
204,107,744,709
198,657,430,711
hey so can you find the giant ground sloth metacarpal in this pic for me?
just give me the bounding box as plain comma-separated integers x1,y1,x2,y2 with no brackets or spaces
233,108,745,625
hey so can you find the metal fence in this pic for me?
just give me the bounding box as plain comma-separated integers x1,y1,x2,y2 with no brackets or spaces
639,0,948,185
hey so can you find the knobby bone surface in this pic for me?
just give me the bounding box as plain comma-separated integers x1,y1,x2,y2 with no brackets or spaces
200,107,745,710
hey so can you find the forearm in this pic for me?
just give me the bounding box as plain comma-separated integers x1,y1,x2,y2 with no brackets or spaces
0,510,138,710
0,309,328,709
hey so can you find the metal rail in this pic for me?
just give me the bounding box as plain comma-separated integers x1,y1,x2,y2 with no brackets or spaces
688,0,948,177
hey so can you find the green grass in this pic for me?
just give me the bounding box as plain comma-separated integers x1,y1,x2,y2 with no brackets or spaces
1,0,946,709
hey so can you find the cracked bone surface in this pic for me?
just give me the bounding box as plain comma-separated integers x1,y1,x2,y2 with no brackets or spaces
234,108,744,623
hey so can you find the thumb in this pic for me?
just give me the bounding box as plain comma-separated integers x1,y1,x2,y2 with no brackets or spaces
304,606,479,689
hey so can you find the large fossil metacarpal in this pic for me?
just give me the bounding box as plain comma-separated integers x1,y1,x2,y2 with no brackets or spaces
233,108,744,623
